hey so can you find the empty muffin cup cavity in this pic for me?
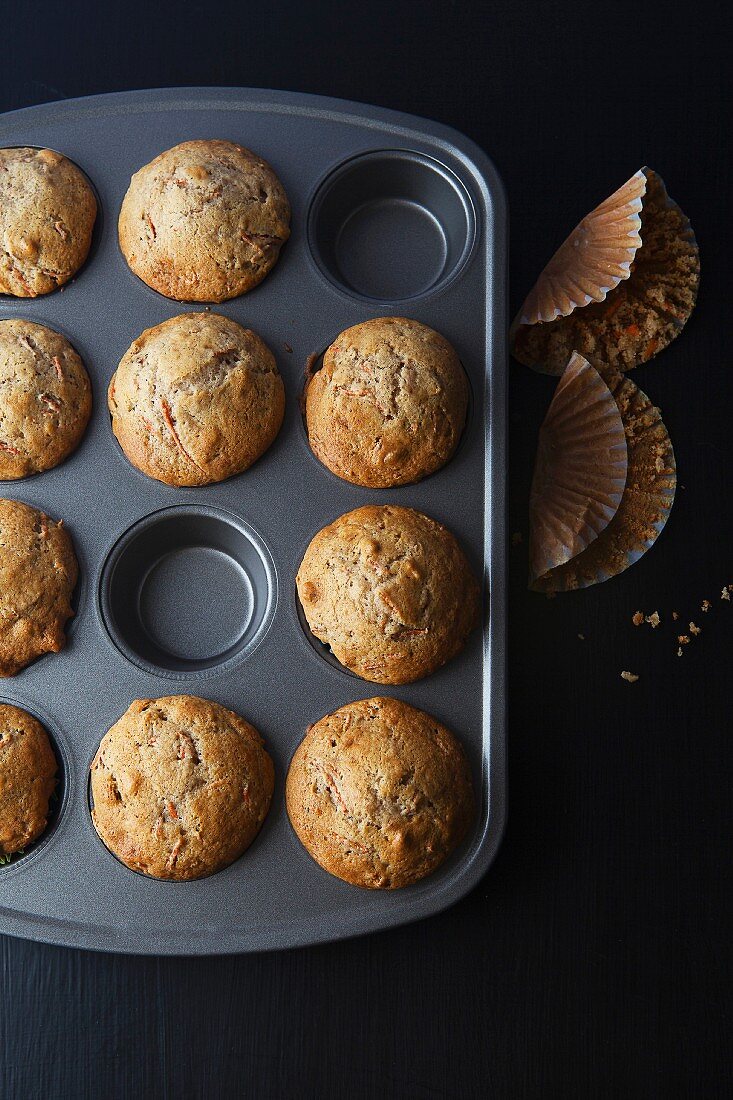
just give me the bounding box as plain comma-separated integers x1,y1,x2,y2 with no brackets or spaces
99,507,276,678
307,150,475,302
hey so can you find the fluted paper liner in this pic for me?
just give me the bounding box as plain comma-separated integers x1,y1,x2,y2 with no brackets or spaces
519,171,645,327
529,353,628,583
512,168,700,375
532,369,676,592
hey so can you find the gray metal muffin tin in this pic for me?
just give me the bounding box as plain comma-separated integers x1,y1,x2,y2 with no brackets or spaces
0,88,506,954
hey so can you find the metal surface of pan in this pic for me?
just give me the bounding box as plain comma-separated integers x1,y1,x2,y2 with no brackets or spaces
0,88,506,954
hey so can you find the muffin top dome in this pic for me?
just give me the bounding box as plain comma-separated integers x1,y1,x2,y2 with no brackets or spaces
305,317,468,487
118,139,290,302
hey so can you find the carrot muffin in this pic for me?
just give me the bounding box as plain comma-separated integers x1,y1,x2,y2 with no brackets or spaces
118,139,290,301
305,317,469,487
0,703,57,857
109,312,285,486
0,499,78,677
286,696,475,889
0,319,92,479
296,504,481,684
90,695,275,881
0,147,97,296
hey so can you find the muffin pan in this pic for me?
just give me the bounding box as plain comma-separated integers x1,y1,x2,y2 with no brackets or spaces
0,88,506,954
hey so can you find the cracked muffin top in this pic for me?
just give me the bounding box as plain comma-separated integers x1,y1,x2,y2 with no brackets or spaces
108,312,285,487
118,139,291,302
305,317,469,488
0,498,78,677
0,319,92,479
90,695,275,881
286,696,475,889
0,703,58,857
0,147,97,297
296,504,481,684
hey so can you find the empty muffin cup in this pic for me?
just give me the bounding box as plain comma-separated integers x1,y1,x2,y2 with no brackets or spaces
99,507,277,677
307,150,475,301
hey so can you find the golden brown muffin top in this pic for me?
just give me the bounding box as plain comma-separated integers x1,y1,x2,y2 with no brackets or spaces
286,696,474,889
118,139,290,302
0,498,78,677
0,319,92,479
108,312,285,487
0,147,97,297
305,317,468,487
0,703,57,856
90,695,275,881
296,504,481,685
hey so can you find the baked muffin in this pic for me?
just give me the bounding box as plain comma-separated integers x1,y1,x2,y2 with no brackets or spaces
297,505,481,684
0,147,97,296
305,317,469,487
286,696,474,889
90,695,275,881
0,704,57,857
0,319,92,479
109,312,285,486
0,499,78,677
118,139,290,302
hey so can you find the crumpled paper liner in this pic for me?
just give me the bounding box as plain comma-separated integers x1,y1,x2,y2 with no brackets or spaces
512,168,700,376
531,368,676,591
530,352,628,583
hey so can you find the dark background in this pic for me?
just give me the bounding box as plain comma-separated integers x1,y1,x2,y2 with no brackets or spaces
1,1,730,1097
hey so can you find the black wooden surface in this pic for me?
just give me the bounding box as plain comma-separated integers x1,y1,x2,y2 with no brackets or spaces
1,2,730,1097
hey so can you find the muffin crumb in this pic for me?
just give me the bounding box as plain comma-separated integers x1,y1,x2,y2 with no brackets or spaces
621,670,639,683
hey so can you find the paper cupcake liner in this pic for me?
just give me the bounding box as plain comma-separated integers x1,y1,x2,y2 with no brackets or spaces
512,168,700,376
529,353,628,582
531,370,676,592
518,171,645,327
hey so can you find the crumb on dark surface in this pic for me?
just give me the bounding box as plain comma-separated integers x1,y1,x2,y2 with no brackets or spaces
632,611,644,626
689,622,701,635
621,671,639,683
645,611,661,628
702,599,712,612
